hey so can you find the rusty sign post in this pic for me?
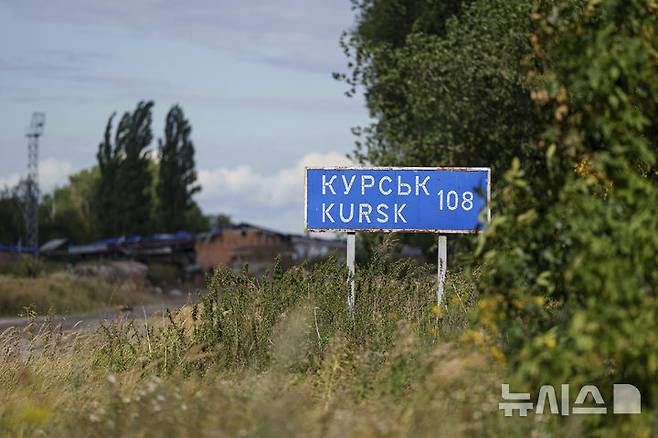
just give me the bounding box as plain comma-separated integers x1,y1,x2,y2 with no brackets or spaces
305,167,490,311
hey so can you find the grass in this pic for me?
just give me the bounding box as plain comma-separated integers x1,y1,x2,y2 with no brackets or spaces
0,272,154,317
0,250,652,436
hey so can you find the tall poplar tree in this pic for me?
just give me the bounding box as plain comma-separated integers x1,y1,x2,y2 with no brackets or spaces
95,113,121,236
157,105,200,232
95,101,155,236
116,101,155,234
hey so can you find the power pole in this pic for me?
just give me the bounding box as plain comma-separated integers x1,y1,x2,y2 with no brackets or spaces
25,112,45,249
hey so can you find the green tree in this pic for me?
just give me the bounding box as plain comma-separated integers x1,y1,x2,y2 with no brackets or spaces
95,101,155,236
95,112,122,236
214,213,233,228
183,203,211,232
157,105,201,232
339,0,543,174
116,101,155,234
40,168,100,243
0,184,25,245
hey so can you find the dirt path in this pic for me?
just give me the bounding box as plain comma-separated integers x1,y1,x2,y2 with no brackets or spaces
0,295,192,332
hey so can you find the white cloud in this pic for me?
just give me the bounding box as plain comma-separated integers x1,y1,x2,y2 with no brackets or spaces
40,157,74,190
197,151,352,231
198,151,351,207
0,157,74,193
0,172,21,190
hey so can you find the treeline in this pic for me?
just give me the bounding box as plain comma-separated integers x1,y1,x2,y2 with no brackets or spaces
94,101,204,237
338,0,543,175
0,102,216,245
342,0,657,428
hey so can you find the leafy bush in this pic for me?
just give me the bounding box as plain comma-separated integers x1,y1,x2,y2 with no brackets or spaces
10,255,45,278
474,0,657,433
146,262,181,287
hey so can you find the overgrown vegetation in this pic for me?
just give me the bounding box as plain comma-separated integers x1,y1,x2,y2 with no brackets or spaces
338,0,657,433
0,255,498,437
0,0,655,435
3,252,654,435
472,0,658,433
8,254,46,279
0,253,656,436
96,248,475,375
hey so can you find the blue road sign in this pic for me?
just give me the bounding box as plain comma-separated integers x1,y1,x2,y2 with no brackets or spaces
305,167,490,233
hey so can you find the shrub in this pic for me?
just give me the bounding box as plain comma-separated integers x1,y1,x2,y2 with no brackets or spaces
10,255,45,278
474,0,657,434
146,262,181,287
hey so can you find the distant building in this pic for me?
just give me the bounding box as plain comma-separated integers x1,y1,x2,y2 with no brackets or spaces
27,223,423,279
68,232,197,258
195,224,294,274
290,234,344,262
39,238,69,258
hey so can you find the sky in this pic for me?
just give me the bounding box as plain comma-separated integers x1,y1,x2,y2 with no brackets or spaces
0,0,369,234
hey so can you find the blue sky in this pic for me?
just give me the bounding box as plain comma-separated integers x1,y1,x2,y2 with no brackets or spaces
0,0,368,233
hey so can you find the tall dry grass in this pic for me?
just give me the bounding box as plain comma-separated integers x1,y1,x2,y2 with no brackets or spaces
0,271,153,317
0,251,629,436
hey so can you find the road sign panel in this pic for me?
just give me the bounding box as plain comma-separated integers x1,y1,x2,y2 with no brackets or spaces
305,167,490,233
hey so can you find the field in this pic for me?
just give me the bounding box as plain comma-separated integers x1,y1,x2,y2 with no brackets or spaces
0,272,154,318
1,251,652,437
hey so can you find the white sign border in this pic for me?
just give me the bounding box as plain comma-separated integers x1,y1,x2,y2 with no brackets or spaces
304,166,491,234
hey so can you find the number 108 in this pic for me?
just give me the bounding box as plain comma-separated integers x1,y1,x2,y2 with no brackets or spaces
438,190,474,211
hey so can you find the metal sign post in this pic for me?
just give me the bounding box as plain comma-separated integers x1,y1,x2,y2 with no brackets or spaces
437,235,447,306
304,166,490,312
346,232,356,313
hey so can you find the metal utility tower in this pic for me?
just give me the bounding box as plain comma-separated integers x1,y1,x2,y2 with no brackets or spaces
25,112,45,249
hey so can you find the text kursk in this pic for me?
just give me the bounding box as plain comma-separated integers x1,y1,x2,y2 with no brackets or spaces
318,174,475,225
319,174,430,225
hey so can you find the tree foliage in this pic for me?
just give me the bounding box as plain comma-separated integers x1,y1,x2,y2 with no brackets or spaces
471,0,657,430
95,101,155,236
40,168,100,243
345,0,657,430
339,0,543,174
157,105,201,232
0,184,25,245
